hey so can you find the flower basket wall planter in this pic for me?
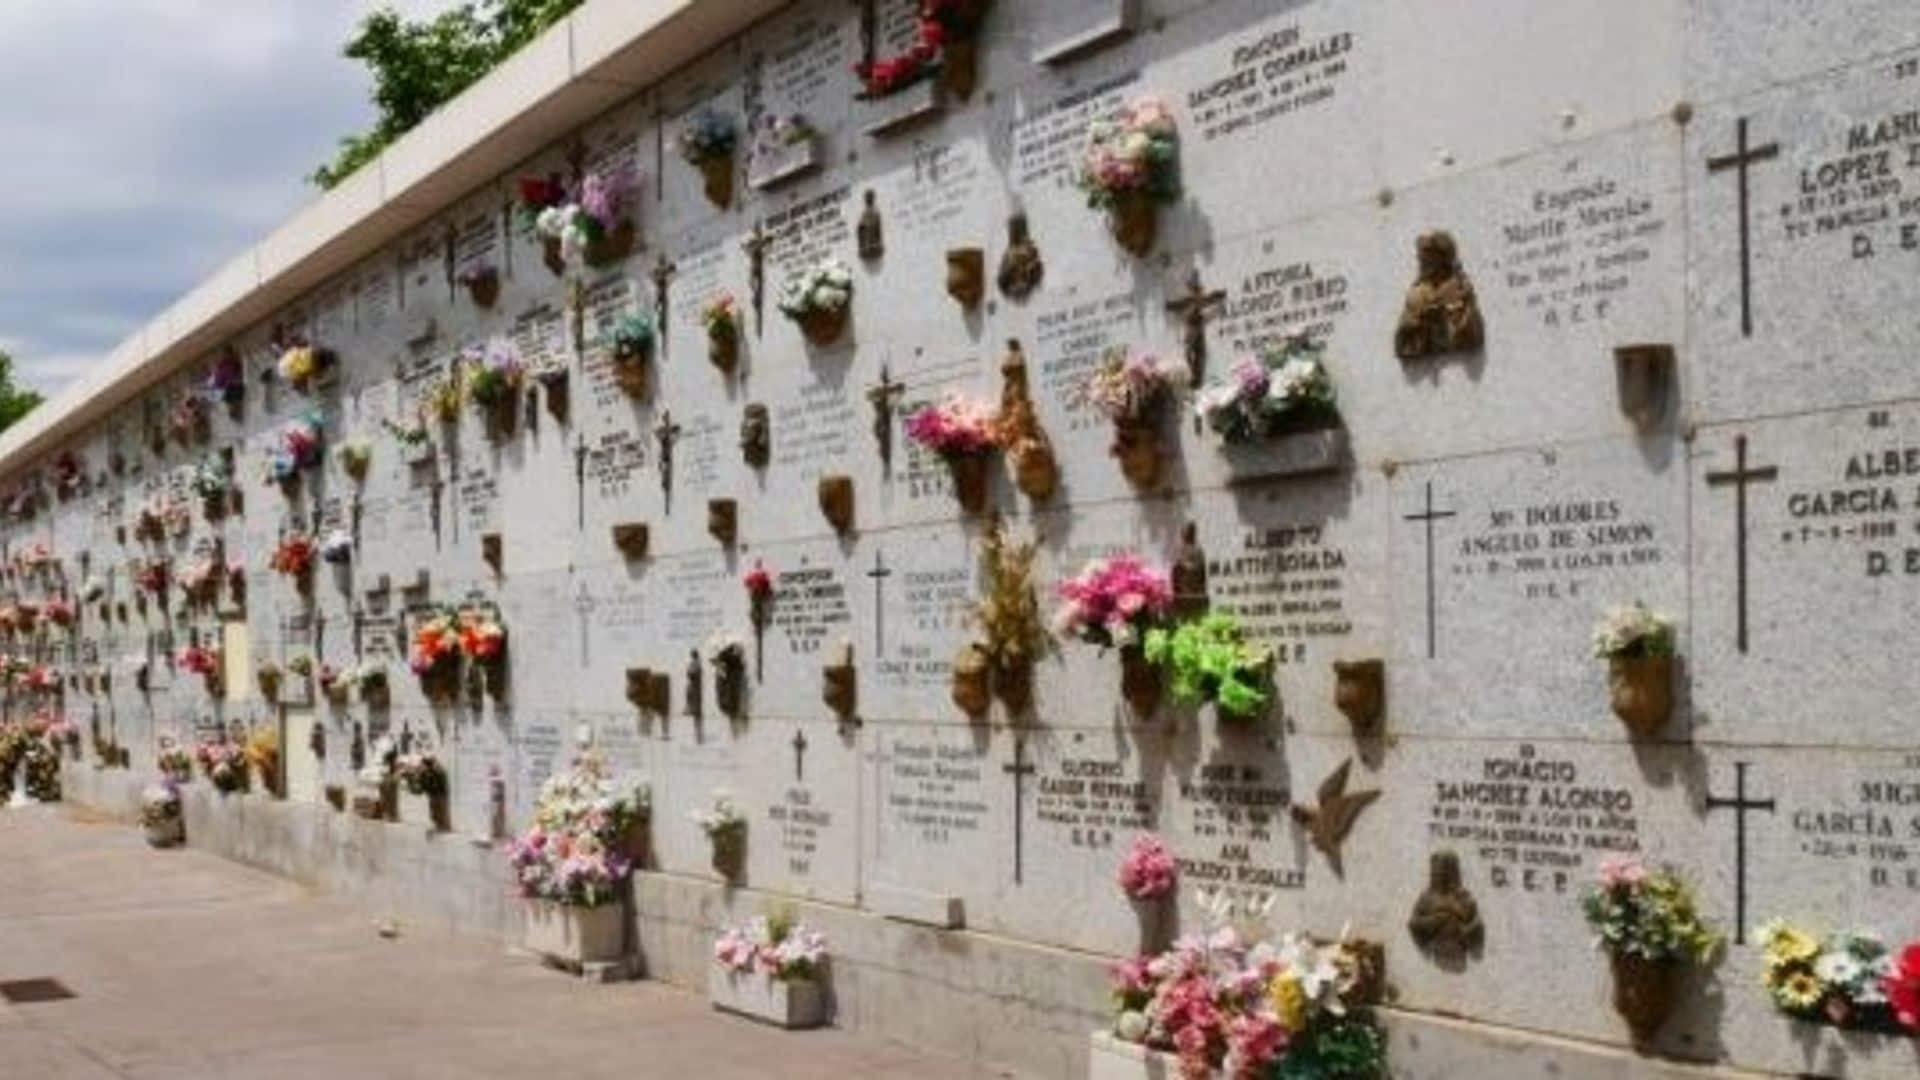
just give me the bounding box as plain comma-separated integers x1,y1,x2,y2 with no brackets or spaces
1609,952,1681,1046
522,899,625,969
1108,192,1159,257
1088,1031,1179,1080
1218,426,1348,480
1608,655,1673,737
708,968,827,1030
798,307,848,347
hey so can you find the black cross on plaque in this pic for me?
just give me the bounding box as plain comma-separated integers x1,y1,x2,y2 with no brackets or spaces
1706,117,1779,338
573,435,589,530
1003,736,1036,885
351,601,366,661
741,220,771,340
1705,761,1775,945
1165,269,1228,383
867,549,893,655
649,253,677,362
654,410,682,512
791,727,808,782
867,364,906,471
1706,434,1776,654
1403,481,1456,659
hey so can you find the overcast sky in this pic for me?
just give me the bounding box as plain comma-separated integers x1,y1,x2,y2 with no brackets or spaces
0,0,451,398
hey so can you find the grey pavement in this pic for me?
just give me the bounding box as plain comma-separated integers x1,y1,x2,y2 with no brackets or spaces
0,804,1002,1079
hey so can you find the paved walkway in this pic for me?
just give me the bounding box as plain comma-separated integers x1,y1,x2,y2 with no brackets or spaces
0,805,1000,1079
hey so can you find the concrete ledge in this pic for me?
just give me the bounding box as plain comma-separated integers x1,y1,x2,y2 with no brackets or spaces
59,769,1777,1080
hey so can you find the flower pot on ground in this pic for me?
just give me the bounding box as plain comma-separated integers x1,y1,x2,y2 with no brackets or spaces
711,913,828,1029
709,966,826,1029
522,898,626,969
141,783,184,848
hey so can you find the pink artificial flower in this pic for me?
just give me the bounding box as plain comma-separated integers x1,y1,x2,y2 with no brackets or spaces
1597,854,1647,891
1117,833,1179,902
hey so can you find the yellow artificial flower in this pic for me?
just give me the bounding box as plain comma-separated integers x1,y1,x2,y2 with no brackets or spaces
279,346,317,386
1763,926,1819,967
1775,970,1823,1011
1269,974,1306,1031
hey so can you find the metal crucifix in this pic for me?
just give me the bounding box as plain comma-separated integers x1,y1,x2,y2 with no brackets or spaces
1165,269,1228,383
649,252,677,362
741,220,770,340
867,364,905,470
654,410,682,513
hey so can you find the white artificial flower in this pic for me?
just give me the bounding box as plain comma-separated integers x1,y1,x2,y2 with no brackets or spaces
1815,950,1864,987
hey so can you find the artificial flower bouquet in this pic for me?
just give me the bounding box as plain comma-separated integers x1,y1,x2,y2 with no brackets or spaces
776,260,854,346
319,529,353,566
40,597,75,631
457,261,499,307
904,394,1001,513
677,108,738,208
1580,856,1722,1044
1108,925,1387,1080
1078,97,1181,255
1142,612,1274,722
519,166,638,272
701,293,741,372
714,910,828,982
1757,920,1907,1032
265,414,324,490
133,559,169,598
176,643,223,697
409,607,463,701
462,339,525,434
194,737,248,794
52,452,86,499
245,725,281,797
1195,337,1340,445
337,440,372,482
1592,601,1676,737
608,312,655,396
506,750,648,907
457,608,507,669
744,560,775,634
1117,833,1179,903
1057,553,1176,714
269,533,317,591
852,0,991,100
206,350,245,406
276,342,335,393
1083,348,1188,487
156,735,193,784
191,455,232,517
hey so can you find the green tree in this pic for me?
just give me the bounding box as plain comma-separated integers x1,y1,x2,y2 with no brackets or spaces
0,352,44,434
312,0,586,190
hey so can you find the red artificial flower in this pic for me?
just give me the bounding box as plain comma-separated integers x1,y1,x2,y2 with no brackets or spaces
1887,942,1920,1032
518,175,565,209
743,561,773,598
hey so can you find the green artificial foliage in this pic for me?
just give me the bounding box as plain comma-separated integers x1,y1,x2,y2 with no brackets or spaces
1267,1015,1388,1079
1141,613,1273,720
313,0,586,189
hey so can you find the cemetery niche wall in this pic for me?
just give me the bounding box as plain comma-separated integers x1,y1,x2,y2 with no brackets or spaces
8,0,1920,1076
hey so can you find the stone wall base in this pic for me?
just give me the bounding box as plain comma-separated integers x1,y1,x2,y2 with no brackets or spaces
63,766,1779,1079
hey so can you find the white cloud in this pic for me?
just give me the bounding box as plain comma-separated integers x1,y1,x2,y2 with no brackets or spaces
0,0,463,396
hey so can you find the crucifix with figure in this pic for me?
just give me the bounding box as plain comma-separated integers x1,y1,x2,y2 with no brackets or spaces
654,410,682,512
1706,434,1776,654
1706,116,1779,338
649,252,677,362
1004,737,1036,885
867,549,893,655
791,728,808,782
1705,761,1775,944
867,364,905,470
1404,481,1456,659
742,220,771,339
1166,269,1228,383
